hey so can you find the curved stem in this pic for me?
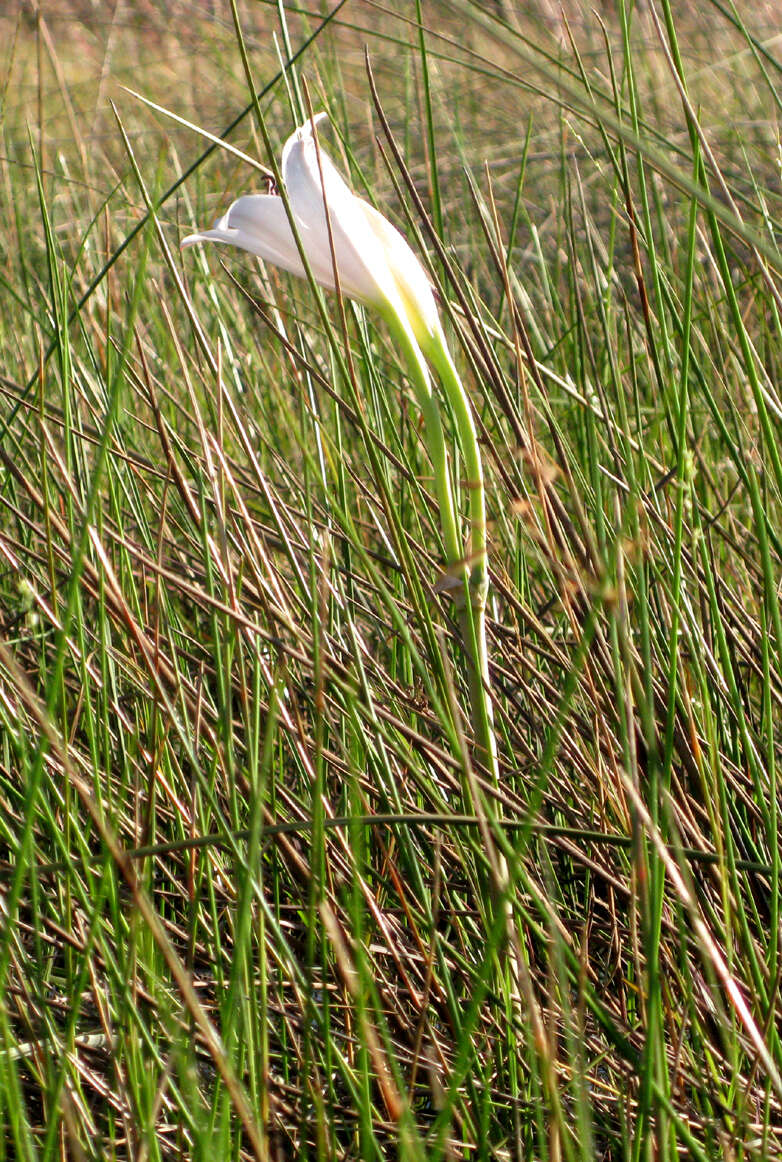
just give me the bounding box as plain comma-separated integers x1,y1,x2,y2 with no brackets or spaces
425,328,497,786
385,308,497,785
427,329,487,592
380,308,462,571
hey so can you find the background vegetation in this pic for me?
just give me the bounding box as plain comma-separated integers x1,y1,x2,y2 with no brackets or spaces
1,0,782,1157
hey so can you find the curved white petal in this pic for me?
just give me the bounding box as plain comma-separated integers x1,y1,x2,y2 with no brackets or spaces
281,116,400,309
360,200,441,343
182,195,337,289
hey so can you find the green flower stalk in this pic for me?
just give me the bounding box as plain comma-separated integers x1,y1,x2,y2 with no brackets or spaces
183,112,497,783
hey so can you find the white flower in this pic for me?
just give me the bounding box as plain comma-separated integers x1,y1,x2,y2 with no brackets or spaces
182,113,441,345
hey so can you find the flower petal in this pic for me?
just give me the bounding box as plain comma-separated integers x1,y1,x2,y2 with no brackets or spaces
281,116,397,307
182,194,337,288
360,200,441,342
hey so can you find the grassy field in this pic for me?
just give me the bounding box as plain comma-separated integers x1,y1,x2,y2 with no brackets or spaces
1,0,782,1157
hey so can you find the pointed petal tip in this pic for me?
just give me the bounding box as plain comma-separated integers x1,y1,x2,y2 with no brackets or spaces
281,110,333,177
289,110,330,148
299,110,329,136
181,228,235,250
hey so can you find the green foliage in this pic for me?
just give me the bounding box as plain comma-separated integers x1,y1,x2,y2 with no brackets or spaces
1,1,781,1157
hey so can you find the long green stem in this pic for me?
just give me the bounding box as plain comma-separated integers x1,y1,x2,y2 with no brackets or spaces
427,331,488,598
426,329,497,787
381,309,462,569
383,308,498,785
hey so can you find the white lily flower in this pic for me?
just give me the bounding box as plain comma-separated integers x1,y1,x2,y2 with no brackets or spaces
182,113,441,346
183,112,497,781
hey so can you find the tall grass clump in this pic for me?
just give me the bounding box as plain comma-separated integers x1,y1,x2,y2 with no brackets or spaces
1,1,781,1158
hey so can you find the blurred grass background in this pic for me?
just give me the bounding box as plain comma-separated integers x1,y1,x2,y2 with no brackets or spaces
1,0,782,1158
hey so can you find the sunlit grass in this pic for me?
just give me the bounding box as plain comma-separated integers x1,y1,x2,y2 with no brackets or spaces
1,1,781,1158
